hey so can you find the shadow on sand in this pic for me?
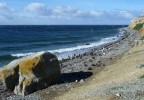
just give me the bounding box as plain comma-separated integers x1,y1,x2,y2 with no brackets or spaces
57,71,93,84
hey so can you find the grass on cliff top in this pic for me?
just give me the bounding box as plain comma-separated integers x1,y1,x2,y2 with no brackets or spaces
133,23,143,31
140,74,144,78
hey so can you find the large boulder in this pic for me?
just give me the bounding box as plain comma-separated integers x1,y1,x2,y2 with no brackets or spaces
0,51,61,96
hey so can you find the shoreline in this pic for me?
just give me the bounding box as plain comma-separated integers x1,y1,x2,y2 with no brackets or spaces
0,28,140,99
59,28,131,61
60,28,139,73
56,28,125,61
0,27,124,69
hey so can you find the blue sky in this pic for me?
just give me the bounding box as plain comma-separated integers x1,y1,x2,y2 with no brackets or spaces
0,0,144,25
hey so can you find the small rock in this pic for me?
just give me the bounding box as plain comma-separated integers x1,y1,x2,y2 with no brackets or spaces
92,56,95,59
88,67,93,70
85,43,90,45
89,59,93,62
92,64,96,66
71,87,74,90
99,54,102,56
90,52,94,56
98,61,102,63
84,63,88,67
79,79,84,83
75,80,78,82
103,52,106,55
66,84,68,86
136,64,144,68
116,93,121,97
103,64,105,66
109,58,113,60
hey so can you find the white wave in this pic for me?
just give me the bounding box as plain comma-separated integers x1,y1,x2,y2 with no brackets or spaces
49,35,120,53
11,34,121,58
11,52,35,57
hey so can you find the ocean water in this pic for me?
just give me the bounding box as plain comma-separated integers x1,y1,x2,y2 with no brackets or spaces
0,25,127,68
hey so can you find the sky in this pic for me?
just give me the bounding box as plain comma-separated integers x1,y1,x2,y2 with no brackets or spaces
0,0,144,25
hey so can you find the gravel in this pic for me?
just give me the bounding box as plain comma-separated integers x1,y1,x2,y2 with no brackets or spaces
95,79,144,100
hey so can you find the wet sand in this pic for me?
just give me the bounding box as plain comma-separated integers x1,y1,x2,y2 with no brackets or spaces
0,28,139,100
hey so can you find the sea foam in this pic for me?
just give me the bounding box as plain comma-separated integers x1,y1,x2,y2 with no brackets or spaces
11,34,120,60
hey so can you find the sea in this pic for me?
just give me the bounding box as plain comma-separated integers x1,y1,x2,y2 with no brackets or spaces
0,25,127,68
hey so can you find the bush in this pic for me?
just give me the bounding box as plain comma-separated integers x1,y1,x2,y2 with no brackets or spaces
133,23,143,31
140,74,144,78
140,36,144,40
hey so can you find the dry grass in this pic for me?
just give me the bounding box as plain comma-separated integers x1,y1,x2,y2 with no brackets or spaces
54,40,144,100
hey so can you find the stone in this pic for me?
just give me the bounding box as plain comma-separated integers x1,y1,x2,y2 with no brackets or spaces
91,64,96,66
116,93,120,97
84,63,88,67
89,59,93,62
79,79,84,83
109,58,113,60
92,56,95,59
88,67,93,70
0,51,61,96
85,43,90,45
136,64,144,68
103,64,106,66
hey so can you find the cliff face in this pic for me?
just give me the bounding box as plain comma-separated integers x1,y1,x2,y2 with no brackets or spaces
129,16,144,35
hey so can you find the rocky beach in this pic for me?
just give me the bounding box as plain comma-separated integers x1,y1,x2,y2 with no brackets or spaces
0,0,144,99
0,26,141,100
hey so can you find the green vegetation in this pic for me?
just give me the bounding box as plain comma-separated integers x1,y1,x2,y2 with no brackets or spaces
140,74,144,78
111,86,124,90
140,36,144,40
133,23,143,31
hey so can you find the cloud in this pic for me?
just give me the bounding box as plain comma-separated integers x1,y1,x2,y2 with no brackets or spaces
119,11,134,19
0,2,143,24
24,3,104,18
0,13,13,20
24,3,137,20
53,6,78,14
0,2,15,12
24,3,78,18
0,2,9,11
24,3,52,16
75,10,104,18
141,11,144,16
0,2,14,20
